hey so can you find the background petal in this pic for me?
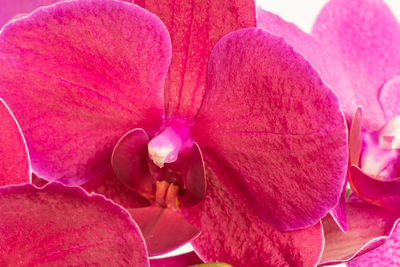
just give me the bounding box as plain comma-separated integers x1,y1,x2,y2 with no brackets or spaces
0,98,30,186
312,0,400,130
183,166,324,267
193,28,348,230
348,222,400,267
320,196,400,264
136,0,256,121
379,75,400,121
0,182,149,266
0,0,171,184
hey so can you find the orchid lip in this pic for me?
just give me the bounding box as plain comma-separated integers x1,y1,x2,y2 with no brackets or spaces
379,116,400,149
148,124,193,168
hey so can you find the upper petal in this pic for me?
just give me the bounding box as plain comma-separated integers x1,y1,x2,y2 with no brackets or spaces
312,0,400,130
0,0,171,184
183,165,324,266
0,182,149,266
137,0,256,121
320,195,400,264
192,28,348,230
0,98,30,186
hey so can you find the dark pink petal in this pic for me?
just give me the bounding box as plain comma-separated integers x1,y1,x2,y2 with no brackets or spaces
180,143,206,208
130,206,200,256
348,222,400,267
312,0,400,130
193,28,348,230
112,129,154,196
379,76,400,121
150,252,203,267
0,182,149,266
0,0,171,184
320,196,400,265
137,0,256,121
350,166,400,211
183,166,324,266
82,167,150,209
0,98,30,186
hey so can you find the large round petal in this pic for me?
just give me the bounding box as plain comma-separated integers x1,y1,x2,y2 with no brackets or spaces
0,98,30,186
192,28,348,230
183,166,324,267
312,0,400,130
0,182,149,266
348,222,400,267
136,0,256,121
0,0,171,184
320,196,400,265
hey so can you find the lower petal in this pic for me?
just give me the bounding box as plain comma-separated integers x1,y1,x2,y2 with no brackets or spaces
0,98,30,186
149,252,203,267
0,182,149,266
183,166,324,266
320,195,400,264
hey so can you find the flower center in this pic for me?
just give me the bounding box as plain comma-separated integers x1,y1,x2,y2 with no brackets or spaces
148,124,193,168
379,116,400,149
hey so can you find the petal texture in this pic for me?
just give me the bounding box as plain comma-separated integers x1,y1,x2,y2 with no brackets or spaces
137,0,256,121
321,196,400,264
0,98,30,186
348,222,400,267
379,75,400,121
193,28,348,230
0,182,149,266
0,0,171,184
312,0,400,130
183,166,324,267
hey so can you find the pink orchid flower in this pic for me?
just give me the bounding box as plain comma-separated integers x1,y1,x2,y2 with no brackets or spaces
0,0,349,265
258,0,400,265
0,98,150,266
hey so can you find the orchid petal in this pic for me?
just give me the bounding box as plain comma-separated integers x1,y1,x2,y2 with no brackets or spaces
82,167,150,209
112,128,154,196
329,183,348,232
130,206,200,256
379,76,400,122
0,182,149,266
183,166,324,266
180,143,206,208
137,0,256,121
193,28,348,230
349,107,363,167
312,0,400,130
350,165,400,211
0,0,171,185
348,222,400,267
320,195,399,265
0,98,30,186
149,252,203,267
